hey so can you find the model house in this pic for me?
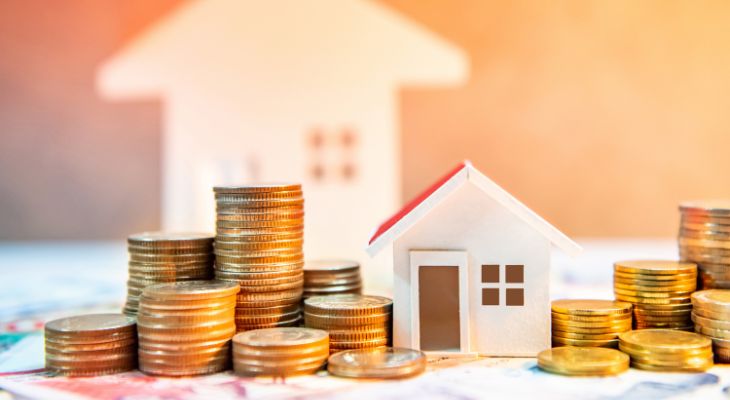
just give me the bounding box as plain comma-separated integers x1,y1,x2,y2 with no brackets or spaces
95,0,468,293
366,161,581,356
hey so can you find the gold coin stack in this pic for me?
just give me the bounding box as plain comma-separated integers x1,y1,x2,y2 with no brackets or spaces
613,260,697,330
124,232,214,316
327,347,427,379
303,259,362,299
137,280,239,377
679,200,730,289
537,347,629,376
551,299,632,348
304,294,392,354
691,289,730,363
619,329,713,372
232,327,329,376
213,184,304,332
45,314,137,376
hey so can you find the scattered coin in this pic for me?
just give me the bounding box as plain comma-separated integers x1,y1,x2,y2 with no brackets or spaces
537,346,629,376
327,347,426,379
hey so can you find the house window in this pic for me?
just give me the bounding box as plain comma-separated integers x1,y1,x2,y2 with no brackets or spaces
306,127,359,183
480,264,525,307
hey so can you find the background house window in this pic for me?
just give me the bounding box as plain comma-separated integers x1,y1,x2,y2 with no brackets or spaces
306,127,359,183
481,264,525,307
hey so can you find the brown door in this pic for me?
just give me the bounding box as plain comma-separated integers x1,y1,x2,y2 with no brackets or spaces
418,265,460,352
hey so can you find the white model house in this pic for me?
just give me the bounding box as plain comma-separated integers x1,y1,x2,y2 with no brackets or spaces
95,0,468,293
367,161,581,356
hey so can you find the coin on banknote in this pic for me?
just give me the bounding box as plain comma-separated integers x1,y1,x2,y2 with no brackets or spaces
327,347,426,379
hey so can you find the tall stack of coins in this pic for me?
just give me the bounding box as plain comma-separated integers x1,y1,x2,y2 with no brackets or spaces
327,347,427,379
45,314,136,376
124,232,214,316
691,289,730,363
613,260,697,330
303,260,362,299
137,281,239,377
679,201,730,289
551,299,632,348
304,294,391,354
618,329,713,372
213,184,304,331
232,327,329,376
537,347,629,376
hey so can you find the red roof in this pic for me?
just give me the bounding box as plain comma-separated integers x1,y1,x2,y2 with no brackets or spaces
368,162,467,245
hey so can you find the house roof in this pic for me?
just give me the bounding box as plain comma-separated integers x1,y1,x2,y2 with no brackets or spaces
366,161,582,257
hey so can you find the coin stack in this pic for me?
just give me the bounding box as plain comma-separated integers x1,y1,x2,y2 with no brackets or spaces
691,289,730,363
537,347,629,376
124,232,215,316
304,294,392,354
137,281,239,377
327,347,427,379
45,314,137,376
213,184,304,331
619,329,713,372
232,327,329,376
613,260,697,330
303,260,362,299
679,201,730,289
551,299,632,348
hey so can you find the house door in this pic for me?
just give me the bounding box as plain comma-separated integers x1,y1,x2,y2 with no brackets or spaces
410,251,470,353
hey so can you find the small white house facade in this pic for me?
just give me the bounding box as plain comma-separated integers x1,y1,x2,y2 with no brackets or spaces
367,161,581,356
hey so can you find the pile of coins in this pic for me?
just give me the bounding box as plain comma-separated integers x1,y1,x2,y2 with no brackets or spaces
303,260,362,299
137,281,239,377
679,201,730,289
124,232,214,316
613,260,697,330
691,289,730,363
45,314,137,376
304,294,392,354
537,347,629,376
213,184,304,331
551,299,632,348
619,329,713,372
232,327,329,376
327,347,427,379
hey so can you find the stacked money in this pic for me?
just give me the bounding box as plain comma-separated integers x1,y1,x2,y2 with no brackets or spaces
303,260,362,299
551,299,632,348
619,329,713,372
304,294,392,353
691,289,730,363
537,347,629,376
327,347,427,379
232,327,329,376
213,184,304,331
137,281,239,377
45,314,136,376
613,260,697,330
124,232,214,316
679,201,730,289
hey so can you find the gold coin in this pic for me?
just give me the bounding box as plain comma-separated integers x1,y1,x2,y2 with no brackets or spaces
550,312,630,322
234,310,302,325
45,314,136,339
630,359,712,372
614,260,697,275
302,284,363,295
614,294,691,305
551,337,618,347
304,313,391,328
551,330,618,340
695,324,730,339
213,183,302,194
537,347,629,376
633,314,691,323
236,317,301,331
691,289,730,309
127,232,214,247
548,324,630,334
680,200,730,216
613,280,696,291
679,237,730,250
551,318,632,329
304,259,360,273
327,347,426,379
233,358,325,377
304,294,393,316
614,288,694,298
614,271,697,281
550,299,632,316
619,329,711,354
692,313,730,330
142,280,240,300
692,305,730,321
329,337,389,350
633,303,693,311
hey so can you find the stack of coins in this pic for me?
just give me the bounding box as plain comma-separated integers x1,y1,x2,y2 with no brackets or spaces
45,314,136,376
124,232,214,316
691,289,730,363
303,260,362,299
327,347,427,379
232,327,329,376
551,299,632,348
304,294,392,354
137,281,239,377
537,347,629,376
613,260,697,330
619,329,713,372
213,184,304,331
679,201,730,289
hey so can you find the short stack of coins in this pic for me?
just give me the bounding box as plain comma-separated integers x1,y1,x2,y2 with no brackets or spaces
619,329,713,372
303,259,362,299
232,327,329,376
691,289,730,363
679,200,730,289
44,314,137,376
551,299,632,348
213,184,304,331
124,232,215,316
304,294,392,354
137,281,239,377
613,260,697,330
